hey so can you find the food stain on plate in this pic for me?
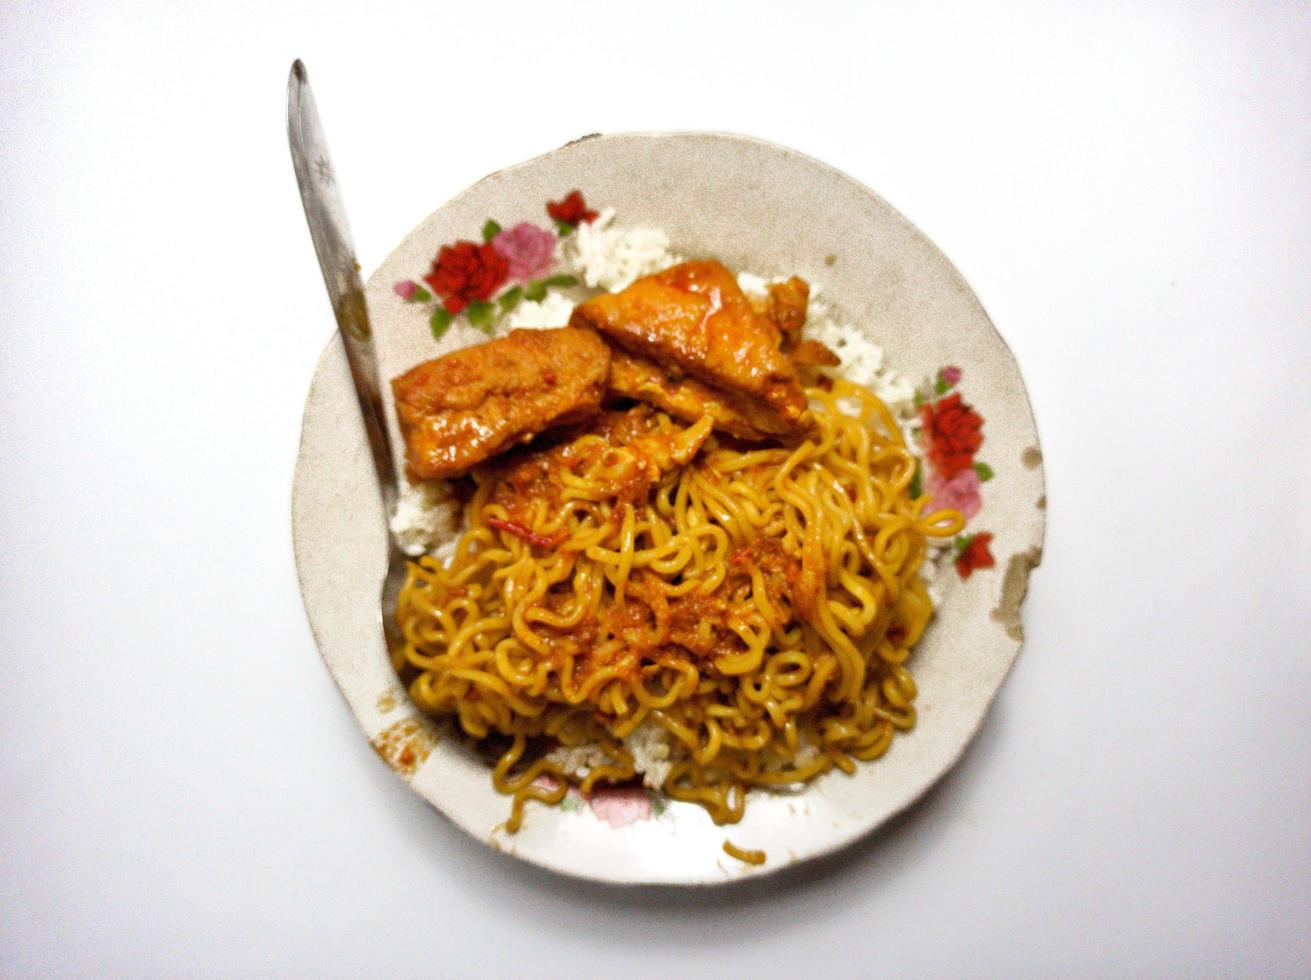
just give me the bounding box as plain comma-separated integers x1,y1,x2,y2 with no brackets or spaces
370,716,437,777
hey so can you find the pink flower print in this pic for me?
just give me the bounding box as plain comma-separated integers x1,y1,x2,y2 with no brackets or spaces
587,786,653,827
941,366,962,385
491,222,557,283
393,279,418,300
926,467,982,520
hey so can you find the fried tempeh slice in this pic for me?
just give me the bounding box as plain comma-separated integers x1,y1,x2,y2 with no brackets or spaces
785,338,842,387
391,326,609,480
787,339,840,368
485,405,713,521
569,260,808,435
607,347,802,441
764,276,810,345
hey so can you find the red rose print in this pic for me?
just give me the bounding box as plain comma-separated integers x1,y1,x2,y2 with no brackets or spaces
955,533,995,579
920,392,984,478
422,240,509,314
547,190,598,227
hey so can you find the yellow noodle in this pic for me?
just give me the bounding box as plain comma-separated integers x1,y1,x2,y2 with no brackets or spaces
393,379,960,829
722,840,767,865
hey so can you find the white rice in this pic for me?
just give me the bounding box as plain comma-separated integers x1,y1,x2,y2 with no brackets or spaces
543,741,614,780
543,719,673,790
808,303,918,413
625,718,674,790
735,270,773,297
569,207,684,291
504,290,575,330
390,215,951,778
390,479,456,558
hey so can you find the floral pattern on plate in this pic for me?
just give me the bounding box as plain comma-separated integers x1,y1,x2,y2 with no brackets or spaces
393,190,598,339
534,775,668,828
913,367,996,579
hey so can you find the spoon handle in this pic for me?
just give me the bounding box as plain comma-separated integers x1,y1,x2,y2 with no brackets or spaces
287,60,399,513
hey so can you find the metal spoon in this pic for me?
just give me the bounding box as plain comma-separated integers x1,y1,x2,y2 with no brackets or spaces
287,59,408,650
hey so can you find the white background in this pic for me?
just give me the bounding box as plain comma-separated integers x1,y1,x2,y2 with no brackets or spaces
2,1,1308,976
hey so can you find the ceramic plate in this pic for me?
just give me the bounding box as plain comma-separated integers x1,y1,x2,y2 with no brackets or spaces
292,132,1045,885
